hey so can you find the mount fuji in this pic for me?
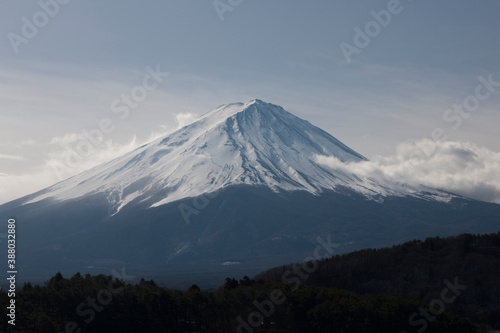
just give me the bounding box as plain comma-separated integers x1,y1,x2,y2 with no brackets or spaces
19,99,450,210
2,99,499,287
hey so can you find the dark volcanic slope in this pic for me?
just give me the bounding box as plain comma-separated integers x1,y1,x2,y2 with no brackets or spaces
4,184,500,287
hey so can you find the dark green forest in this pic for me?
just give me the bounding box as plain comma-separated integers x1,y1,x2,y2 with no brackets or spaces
2,232,499,332
0,274,477,332
257,232,500,330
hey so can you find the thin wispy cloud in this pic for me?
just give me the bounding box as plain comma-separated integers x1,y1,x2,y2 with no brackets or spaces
0,154,24,161
49,133,87,145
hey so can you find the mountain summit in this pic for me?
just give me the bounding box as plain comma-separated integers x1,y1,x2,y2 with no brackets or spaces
22,100,447,213
4,100,499,287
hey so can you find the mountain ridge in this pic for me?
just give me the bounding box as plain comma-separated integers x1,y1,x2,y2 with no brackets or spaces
15,100,454,213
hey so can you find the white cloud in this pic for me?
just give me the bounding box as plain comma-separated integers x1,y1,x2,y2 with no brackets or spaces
46,135,143,181
0,133,158,204
315,139,500,204
0,154,24,160
49,133,86,145
175,112,197,129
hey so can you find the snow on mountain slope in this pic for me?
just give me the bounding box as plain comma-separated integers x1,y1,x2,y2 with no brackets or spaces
24,99,454,212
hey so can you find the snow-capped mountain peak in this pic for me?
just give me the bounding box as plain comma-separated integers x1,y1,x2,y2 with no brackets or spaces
23,100,453,212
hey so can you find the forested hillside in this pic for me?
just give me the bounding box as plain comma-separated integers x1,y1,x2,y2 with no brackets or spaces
0,273,476,332
1,232,498,332
256,232,500,329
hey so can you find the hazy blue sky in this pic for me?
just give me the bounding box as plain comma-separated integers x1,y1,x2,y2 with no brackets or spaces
1,0,499,204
